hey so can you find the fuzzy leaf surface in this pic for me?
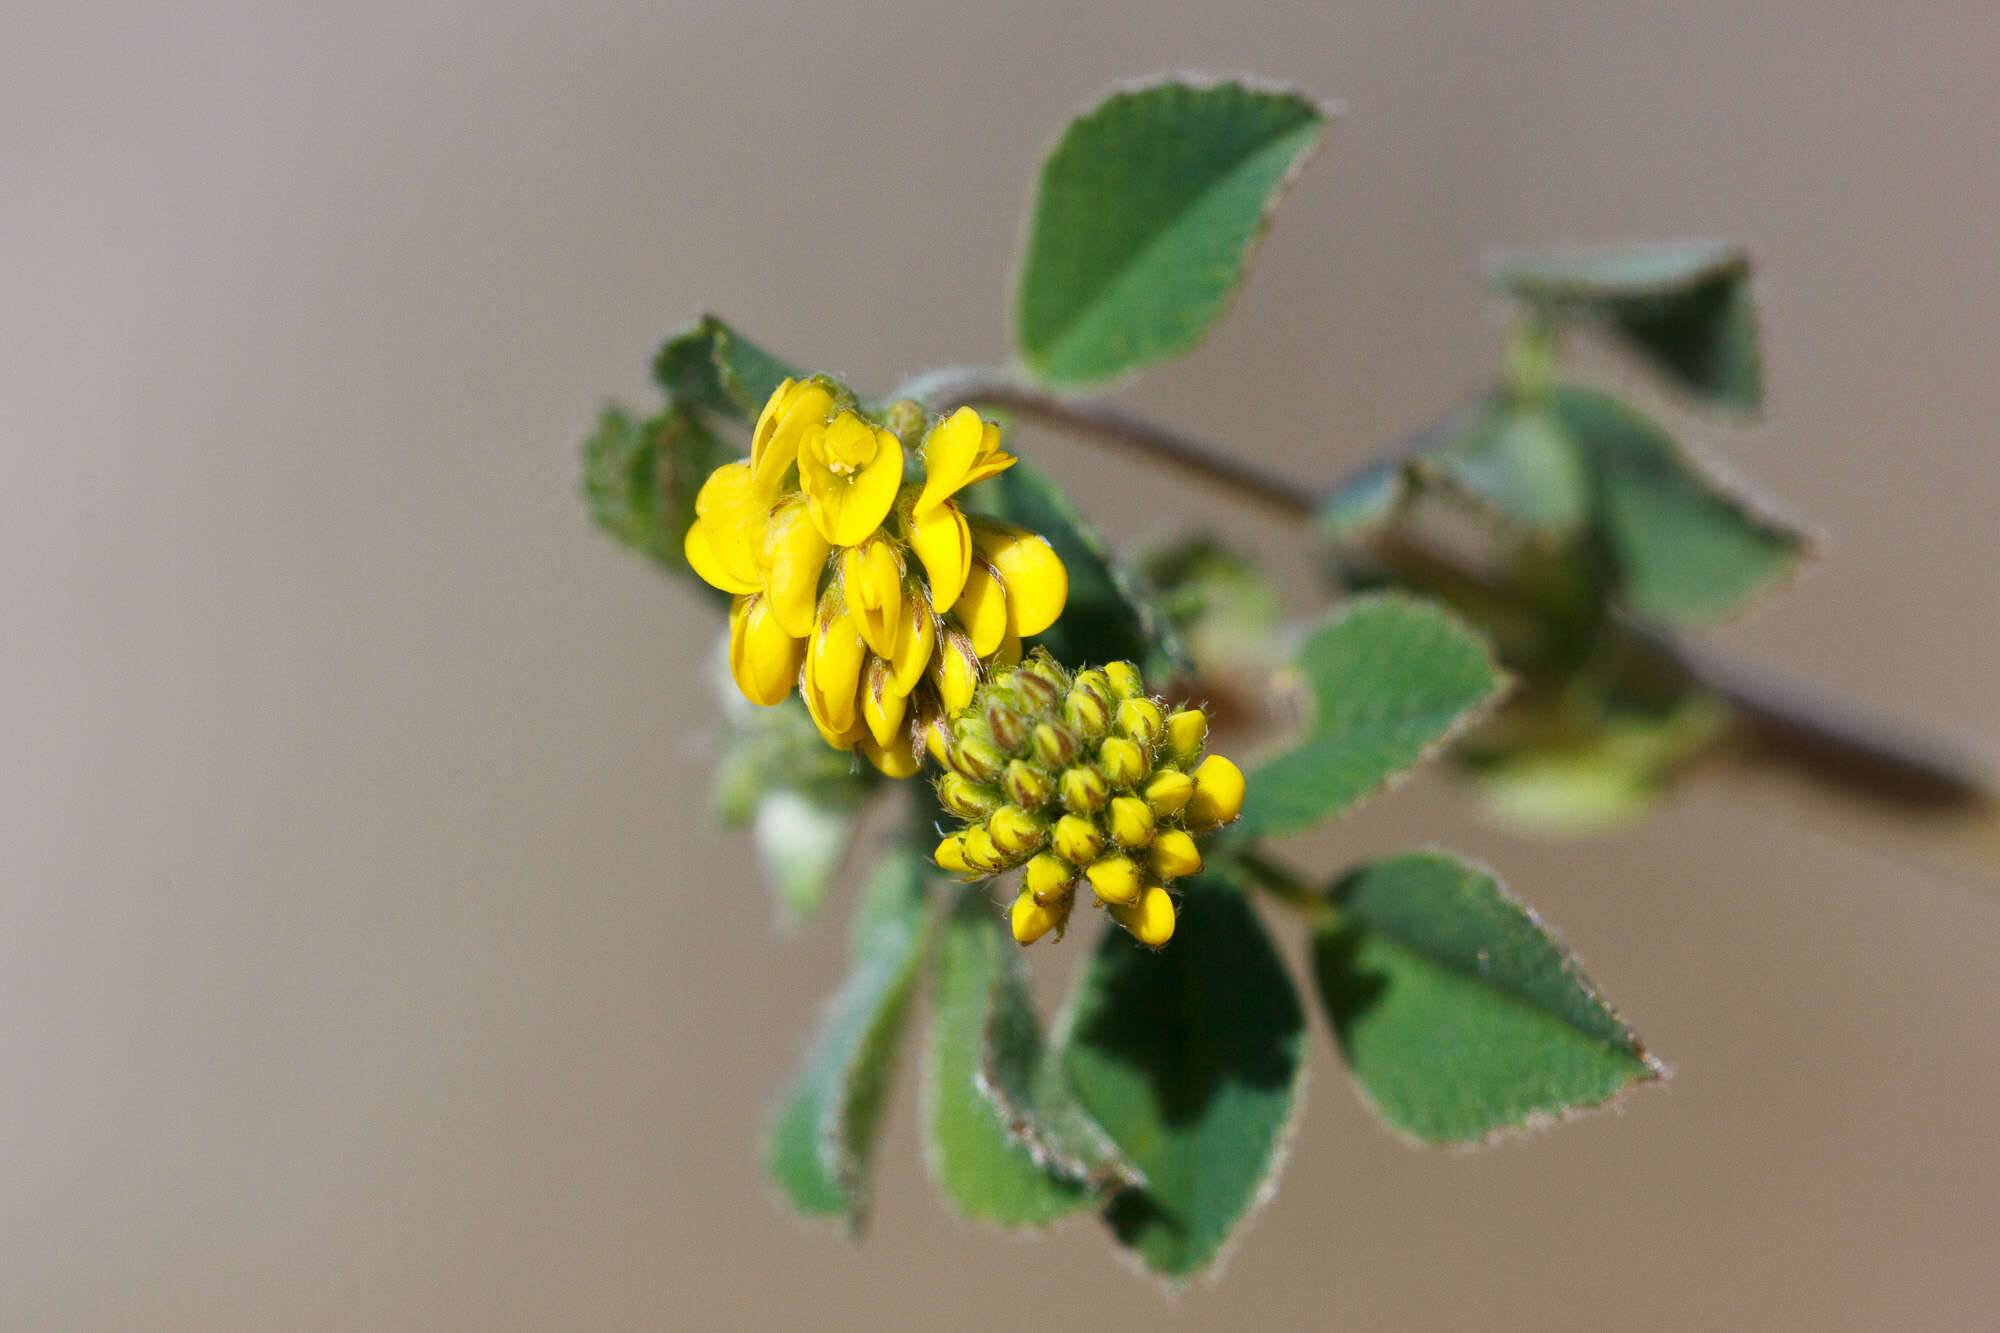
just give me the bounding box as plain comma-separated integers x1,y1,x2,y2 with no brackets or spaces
1313,850,1660,1144
923,894,1096,1226
765,847,930,1231
1240,595,1507,839
652,315,803,422
1489,241,1761,411
1058,876,1306,1280
580,407,736,578
1016,79,1328,385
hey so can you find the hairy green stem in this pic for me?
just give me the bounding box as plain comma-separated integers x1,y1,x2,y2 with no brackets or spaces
914,367,1996,820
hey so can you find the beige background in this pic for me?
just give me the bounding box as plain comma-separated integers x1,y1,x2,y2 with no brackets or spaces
7,2,2000,1328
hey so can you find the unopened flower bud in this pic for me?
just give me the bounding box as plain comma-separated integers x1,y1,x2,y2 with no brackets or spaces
1086,854,1144,907
1052,814,1105,866
1032,721,1081,768
1011,888,1067,945
1012,654,1067,711
1062,684,1110,740
1060,765,1109,815
1023,853,1072,905
1107,796,1156,848
950,735,1005,783
1097,736,1149,788
986,701,1029,753
960,825,1006,874
934,834,972,876
1142,767,1194,816
1116,696,1163,748
1184,754,1246,828
1165,708,1208,767
938,772,1001,819
1002,758,1054,810
1103,661,1144,701
1148,828,1203,880
987,805,1047,858
1109,882,1176,947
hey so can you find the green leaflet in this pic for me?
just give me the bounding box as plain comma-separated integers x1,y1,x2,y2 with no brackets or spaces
1058,876,1307,1280
652,314,804,422
923,894,1097,1227
764,847,931,1231
579,406,737,579
1554,385,1809,628
1239,595,1508,840
966,462,1191,685
1313,850,1661,1144
1488,241,1762,411
1418,394,1590,537
1016,79,1329,385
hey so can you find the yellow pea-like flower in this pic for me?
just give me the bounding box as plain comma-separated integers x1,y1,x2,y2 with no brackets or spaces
1185,754,1247,828
843,538,907,658
728,593,806,707
862,658,907,748
1109,883,1176,948
799,411,904,546
955,559,1011,657
805,603,869,734
916,407,1017,515
760,497,833,637
971,520,1068,638
903,501,972,613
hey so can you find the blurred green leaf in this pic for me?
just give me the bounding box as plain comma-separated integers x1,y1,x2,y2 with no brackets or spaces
752,790,859,924
968,462,1191,684
1312,850,1661,1144
1555,386,1809,628
1420,395,1590,536
1488,241,1761,411
765,847,931,1231
652,315,804,422
1136,534,1284,680
1241,595,1508,839
1058,876,1306,1280
1016,78,1329,385
1316,457,1411,544
923,894,1097,1227
580,406,737,577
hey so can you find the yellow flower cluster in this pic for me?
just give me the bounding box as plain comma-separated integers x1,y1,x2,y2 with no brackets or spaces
686,378,1069,775
931,652,1245,948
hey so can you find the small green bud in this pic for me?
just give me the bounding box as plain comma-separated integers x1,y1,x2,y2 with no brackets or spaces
1098,736,1149,788
1062,685,1110,740
986,701,1030,753
1032,721,1081,768
1012,652,1067,711
1060,765,1109,815
882,397,928,442
1002,758,1054,810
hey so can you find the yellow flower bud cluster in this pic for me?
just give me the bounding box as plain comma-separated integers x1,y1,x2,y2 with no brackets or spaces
687,378,1070,775
931,652,1246,949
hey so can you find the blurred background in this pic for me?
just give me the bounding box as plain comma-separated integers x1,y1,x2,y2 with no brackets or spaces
6,2,1998,1328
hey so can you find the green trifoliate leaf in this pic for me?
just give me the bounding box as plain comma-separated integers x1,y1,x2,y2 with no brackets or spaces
580,406,736,578
1312,850,1662,1145
1488,241,1761,411
1058,875,1307,1281
1555,386,1809,628
1016,78,1330,385
765,847,931,1231
967,462,1192,684
1240,595,1508,839
652,314,804,422
1418,394,1590,536
922,894,1097,1227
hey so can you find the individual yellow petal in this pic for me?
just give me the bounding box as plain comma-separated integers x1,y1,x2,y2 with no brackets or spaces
805,605,868,735
688,461,768,590
905,501,972,613
843,539,905,659
799,663,867,750
931,630,980,713
751,379,833,497
761,497,832,637
727,594,805,706
684,520,761,595
887,595,937,697
800,414,903,546
862,658,908,749
1185,754,1246,828
972,521,1067,637
1110,883,1176,947
914,407,985,514
861,733,921,778
693,460,756,519
955,560,1009,658
992,628,1022,668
